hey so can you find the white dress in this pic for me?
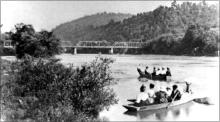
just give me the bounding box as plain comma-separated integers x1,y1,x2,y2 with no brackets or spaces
147,89,156,103
136,92,149,103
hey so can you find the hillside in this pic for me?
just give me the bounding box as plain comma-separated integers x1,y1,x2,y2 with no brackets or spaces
53,2,219,56
53,2,218,44
52,12,132,44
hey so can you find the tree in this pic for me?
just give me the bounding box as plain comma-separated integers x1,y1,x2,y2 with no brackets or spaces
37,30,62,57
180,24,218,56
1,55,117,121
10,23,62,58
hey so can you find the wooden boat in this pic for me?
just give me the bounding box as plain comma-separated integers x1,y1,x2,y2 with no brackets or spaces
124,101,194,120
123,94,193,112
137,68,170,81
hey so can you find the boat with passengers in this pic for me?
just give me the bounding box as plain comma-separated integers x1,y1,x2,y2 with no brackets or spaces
123,93,193,112
137,67,171,81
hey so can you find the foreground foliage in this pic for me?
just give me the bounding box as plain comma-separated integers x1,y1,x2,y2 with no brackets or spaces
1,55,117,121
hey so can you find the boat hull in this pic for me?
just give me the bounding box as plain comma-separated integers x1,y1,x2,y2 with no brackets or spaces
123,95,193,112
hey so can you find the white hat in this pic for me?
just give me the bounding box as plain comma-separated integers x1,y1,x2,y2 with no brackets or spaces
160,86,167,92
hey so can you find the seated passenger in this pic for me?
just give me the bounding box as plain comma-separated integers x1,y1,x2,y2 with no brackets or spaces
144,66,150,76
154,87,168,104
166,67,171,76
156,68,161,75
152,67,156,76
166,67,172,81
137,67,144,76
136,84,149,106
166,87,172,96
168,85,182,102
161,67,166,75
147,83,156,104
161,67,167,80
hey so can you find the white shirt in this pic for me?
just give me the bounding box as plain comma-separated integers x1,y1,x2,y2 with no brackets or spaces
161,69,166,75
156,70,161,75
136,92,149,103
145,68,149,73
147,89,155,98
147,89,156,103
166,90,172,96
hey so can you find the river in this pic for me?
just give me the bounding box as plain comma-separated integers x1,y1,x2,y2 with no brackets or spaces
55,54,219,121
3,54,218,121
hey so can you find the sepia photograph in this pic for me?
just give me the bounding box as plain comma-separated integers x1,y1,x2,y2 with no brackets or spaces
0,0,219,121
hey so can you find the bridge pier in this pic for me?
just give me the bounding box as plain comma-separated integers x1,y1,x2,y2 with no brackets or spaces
74,47,77,54
110,47,114,54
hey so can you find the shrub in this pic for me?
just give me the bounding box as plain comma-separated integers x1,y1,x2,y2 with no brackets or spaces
1,55,117,121
10,23,62,58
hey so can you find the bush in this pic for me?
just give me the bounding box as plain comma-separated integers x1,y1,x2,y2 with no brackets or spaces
9,23,62,59
1,55,117,121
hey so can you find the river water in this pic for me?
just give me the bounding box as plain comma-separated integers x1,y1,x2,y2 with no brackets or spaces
1,54,219,121
55,54,219,121
2,54,219,121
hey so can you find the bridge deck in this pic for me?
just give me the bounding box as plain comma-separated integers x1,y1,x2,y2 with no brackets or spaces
64,46,141,48
61,41,148,48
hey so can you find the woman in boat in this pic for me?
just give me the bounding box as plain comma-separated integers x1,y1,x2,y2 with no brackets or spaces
135,84,149,106
161,67,166,75
147,83,156,104
156,68,161,75
154,87,169,104
166,87,172,96
168,85,182,102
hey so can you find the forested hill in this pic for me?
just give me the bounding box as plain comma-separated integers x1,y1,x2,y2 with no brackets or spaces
53,2,218,44
52,12,132,43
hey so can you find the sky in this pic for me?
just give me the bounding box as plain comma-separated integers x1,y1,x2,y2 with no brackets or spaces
1,1,219,32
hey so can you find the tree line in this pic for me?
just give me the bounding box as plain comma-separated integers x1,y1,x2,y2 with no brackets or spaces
52,2,219,56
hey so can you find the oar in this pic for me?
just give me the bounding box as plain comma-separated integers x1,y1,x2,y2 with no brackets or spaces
166,91,179,109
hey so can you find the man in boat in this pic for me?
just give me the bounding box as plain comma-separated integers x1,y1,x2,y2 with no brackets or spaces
166,67,171,76
161,67,167,80
147,83,156,104
144,66,150,75
168,85,182,102
184,81,193,94
151,67,156,76
135,84,149,106
137,67,144,76
166,67,172,81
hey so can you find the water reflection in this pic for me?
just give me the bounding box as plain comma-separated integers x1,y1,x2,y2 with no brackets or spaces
124,101,194,121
